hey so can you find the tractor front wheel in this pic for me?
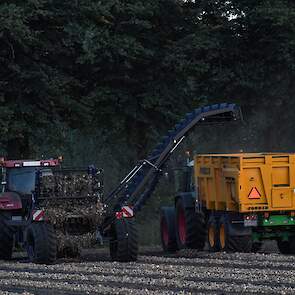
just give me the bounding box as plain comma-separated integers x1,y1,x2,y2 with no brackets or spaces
26,222,57,264
0,213,14,260
109,218,138,262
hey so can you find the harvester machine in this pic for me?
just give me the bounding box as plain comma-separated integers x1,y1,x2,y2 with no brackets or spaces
100,103,242,261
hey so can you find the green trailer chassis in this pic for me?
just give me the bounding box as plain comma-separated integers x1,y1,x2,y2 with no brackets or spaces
252,214,295,242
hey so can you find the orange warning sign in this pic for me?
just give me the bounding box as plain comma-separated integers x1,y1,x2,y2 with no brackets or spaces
248,187,261,199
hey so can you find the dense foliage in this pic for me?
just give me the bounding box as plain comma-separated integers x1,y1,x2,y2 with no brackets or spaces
1,0,295,161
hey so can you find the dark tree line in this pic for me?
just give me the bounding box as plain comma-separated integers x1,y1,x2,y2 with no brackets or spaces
1,0,295,161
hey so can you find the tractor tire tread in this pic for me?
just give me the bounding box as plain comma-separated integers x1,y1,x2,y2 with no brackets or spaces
27,223,57,264
110,219,138,262
185,208,206,249
160,207,178,253
176,201,205,250
0,214,13,260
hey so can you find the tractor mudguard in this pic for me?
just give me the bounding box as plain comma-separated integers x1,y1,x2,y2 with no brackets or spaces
175,192,195,209
0,192,22,210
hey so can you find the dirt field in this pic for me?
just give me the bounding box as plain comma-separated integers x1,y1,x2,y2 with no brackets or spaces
1,244,295,295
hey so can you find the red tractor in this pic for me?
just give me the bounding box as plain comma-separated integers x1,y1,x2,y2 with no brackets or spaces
0,158,103,264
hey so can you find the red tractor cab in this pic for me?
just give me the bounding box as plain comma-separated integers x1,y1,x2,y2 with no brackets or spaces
0,158,61,212
0,158,62,263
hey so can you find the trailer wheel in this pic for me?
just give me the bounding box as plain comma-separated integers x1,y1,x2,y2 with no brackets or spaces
109,218,138,262
175,200,205,250
0,213,14,260
277,237,295,254
26,223,57,264
160,207,178,252
252,242,263,253
277,240,291,254
218,214,252,253
207,214,220,252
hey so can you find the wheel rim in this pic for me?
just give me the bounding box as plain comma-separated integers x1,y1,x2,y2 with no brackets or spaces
219,224,226,249
178,208,186,244
208,224,215,248
161,219,169,247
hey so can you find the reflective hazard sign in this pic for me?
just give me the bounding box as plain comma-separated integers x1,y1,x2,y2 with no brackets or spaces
248,187,261,199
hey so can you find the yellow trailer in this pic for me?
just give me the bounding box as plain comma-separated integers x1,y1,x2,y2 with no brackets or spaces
160,153,295,255
195,153,295,213
194,153,295,253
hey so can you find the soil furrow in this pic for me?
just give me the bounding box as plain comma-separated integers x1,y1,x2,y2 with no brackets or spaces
1,265,295,288
1,249,295,294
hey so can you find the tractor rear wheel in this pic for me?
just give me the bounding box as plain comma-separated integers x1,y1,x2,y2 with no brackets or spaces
218,214,252,253
109,218,138,262
277,237,295,254
175,199,205,250
0,213,14,260
26,222,57,264
160,207,178,252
